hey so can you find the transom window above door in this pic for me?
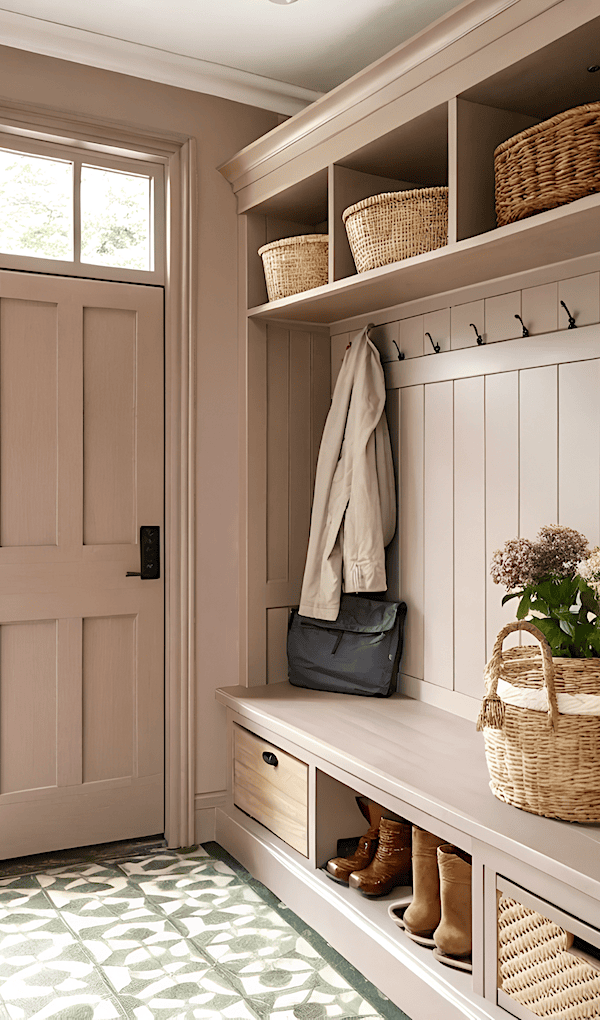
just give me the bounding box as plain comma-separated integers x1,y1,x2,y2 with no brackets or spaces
0,134,164,284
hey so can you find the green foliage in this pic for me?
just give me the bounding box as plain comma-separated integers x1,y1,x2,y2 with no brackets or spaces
81,169,149,270
0,154,72,259
502,575,600,657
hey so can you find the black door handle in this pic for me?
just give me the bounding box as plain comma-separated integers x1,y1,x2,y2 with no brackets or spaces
262,751,278,767
126,526,160,579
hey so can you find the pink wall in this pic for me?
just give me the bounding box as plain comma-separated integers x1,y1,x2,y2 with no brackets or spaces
0,44,280,811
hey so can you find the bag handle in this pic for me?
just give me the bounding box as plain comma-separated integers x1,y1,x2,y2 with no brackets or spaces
476,620,559,733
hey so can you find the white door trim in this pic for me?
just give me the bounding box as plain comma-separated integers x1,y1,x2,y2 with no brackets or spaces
0,100,198,849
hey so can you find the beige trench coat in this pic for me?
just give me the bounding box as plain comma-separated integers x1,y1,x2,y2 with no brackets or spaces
298,327,396,621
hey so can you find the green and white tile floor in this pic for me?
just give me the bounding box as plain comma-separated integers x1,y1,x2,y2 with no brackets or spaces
0,842,411,1020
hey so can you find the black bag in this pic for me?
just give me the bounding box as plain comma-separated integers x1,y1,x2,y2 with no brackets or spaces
287,594,407,697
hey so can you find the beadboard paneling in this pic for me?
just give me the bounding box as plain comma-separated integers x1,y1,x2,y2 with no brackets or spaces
558,359,600,547
454,376,486,698
519,364,558,537
484,371,520,655
399,385,425,680
248,323,330,685
388,332,600,709
423,381,454,691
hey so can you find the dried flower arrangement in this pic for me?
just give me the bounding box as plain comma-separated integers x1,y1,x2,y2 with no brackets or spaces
490,525,600,657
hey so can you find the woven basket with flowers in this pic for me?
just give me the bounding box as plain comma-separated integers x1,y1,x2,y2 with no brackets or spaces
477,525,600,823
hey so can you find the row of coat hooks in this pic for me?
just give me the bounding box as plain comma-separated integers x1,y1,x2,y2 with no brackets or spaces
366,300,578,360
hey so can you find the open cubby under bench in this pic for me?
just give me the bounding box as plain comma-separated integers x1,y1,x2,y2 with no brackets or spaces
215,682,600,1020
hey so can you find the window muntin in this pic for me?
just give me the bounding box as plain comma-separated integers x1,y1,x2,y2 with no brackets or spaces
0,134,163,282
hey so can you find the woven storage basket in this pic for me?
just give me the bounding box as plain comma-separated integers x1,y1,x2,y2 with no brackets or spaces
342,187,448,273
258,234,328,301
495,102,600,227
498,894,600,1018
476,620,600,823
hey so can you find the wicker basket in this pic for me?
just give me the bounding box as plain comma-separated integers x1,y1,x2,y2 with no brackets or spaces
498,894,600,1018
495,102,600,227
476,620,600,823
258,234,328,301
342,188,448,273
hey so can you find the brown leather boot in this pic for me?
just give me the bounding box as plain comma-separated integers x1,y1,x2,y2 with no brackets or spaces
402,826,446,947
432,844,472,972
348,817,411,896
325,797,385,884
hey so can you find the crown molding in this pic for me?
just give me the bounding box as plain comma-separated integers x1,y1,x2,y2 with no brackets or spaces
217,0,560,187
0,9,323,116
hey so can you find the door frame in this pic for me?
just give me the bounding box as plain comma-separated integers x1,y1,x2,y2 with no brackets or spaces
0,99,198,849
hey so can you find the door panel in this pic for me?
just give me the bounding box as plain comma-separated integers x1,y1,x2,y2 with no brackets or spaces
83,306,137,546
0,299,58,547
0,270,164,858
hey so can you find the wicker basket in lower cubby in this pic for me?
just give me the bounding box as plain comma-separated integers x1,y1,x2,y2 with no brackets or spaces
342,187,448,273
494,102,600,227
498,894,600,1018
258,234,328,301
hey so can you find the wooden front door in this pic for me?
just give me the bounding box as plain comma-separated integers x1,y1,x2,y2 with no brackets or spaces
0,270,164,858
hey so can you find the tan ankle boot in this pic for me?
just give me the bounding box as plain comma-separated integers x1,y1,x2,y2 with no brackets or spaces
325,797,385,884
432,844,472,972
402,826,446,946
348,817,411,896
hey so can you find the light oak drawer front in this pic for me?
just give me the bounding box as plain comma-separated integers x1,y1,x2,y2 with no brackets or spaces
233,724,308,856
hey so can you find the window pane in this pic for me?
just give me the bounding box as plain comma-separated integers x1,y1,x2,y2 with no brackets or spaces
81,166,151,270
0,149,73,260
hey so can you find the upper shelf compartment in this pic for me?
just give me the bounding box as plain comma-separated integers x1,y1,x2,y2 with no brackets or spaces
247,191,600,324
245,168,328,309
453,14,600,242
331,104,448,284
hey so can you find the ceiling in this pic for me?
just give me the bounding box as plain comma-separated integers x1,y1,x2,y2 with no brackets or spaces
0,0,464,113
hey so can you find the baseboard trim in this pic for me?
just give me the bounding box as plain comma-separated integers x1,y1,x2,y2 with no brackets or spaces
194,791,227,844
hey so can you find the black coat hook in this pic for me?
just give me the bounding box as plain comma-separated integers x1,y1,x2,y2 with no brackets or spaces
426,332,441,354
470,323,484,345
560,300,577,329
366,322,405,361
514,314,529,337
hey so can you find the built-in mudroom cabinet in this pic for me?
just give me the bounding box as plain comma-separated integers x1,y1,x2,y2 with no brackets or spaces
215,1,600,1017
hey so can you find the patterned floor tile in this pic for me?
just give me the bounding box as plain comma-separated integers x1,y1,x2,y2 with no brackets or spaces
0,846,408,1020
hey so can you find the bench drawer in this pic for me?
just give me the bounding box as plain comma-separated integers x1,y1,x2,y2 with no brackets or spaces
233,723,308,856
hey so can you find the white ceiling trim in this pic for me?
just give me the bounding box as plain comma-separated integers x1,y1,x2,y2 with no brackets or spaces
0,8,323,115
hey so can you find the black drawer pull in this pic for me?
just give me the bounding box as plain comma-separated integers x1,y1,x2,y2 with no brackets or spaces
262,751,278,767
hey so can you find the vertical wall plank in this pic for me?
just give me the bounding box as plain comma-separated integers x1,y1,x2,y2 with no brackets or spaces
267,607,291,684
559,359,600,546
266,325,290,582
310,332,332,494
246,320,268,685
454,376,486,698
519,365,558,537
424,381,454,689
385,389,401,603
289,331,312,584
485,372,520,655
400,385,424,679
0,299,58,547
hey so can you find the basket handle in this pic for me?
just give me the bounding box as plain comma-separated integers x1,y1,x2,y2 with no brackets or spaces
476,620,559,733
